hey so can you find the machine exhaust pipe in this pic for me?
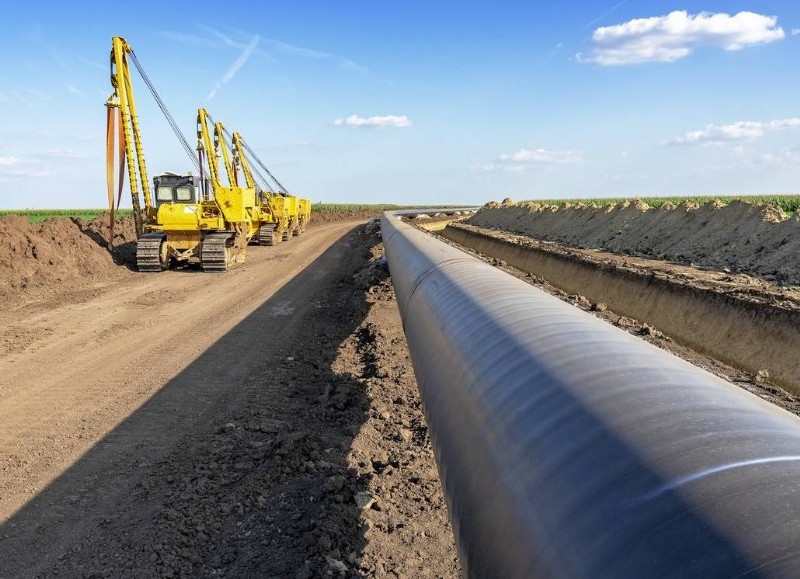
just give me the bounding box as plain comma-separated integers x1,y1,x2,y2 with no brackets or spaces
382,210,800,578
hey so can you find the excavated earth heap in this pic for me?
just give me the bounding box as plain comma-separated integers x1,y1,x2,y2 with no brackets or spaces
468,199,800,285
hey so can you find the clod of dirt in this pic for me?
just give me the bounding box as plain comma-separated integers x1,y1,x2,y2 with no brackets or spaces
753,369,770,385
639,324,665,339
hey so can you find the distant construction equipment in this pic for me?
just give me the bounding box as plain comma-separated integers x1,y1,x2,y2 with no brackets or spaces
105,36,311,272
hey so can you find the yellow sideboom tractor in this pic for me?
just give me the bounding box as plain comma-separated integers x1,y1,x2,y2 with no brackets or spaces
105,36,311,272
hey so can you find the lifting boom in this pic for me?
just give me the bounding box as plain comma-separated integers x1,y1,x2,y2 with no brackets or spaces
106,36,153,238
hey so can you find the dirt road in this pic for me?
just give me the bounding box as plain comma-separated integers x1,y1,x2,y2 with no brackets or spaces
0,221,459,577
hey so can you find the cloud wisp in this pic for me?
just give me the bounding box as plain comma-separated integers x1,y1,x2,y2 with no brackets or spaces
207,34,260,99
37,149,88,159
160,26,365,73
667,118,800,146
0,147,90,180
0,156,50,179
577,10,785,65
266,39,367,73
754,148,800,168
333,115,411,129
474,148,584,173
582,0,633,31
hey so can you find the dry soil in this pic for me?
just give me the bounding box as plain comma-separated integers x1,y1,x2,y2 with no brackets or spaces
0,217,459,578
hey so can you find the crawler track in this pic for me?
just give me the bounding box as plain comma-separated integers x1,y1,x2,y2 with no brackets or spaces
135,232,166,272
258,224,276,246
201,232,233,272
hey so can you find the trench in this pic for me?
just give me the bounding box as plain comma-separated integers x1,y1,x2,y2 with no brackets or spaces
437,222,800,394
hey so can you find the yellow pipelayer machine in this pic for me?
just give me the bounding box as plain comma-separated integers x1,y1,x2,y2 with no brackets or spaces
105,35,310,271
230,130,311,245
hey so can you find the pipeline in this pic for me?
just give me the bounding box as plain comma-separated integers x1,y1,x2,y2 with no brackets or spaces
381,211,800,578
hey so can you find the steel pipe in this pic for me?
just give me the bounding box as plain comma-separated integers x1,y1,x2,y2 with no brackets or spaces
382,211,800,578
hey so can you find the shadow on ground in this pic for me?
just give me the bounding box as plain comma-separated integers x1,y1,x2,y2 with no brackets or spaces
0,224,379,577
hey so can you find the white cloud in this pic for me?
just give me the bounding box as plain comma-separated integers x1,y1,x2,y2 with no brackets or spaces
0,156,49,179
471,163,527,174
792,28,800,36
758,151,799,167
38,149,87,159
768,118,800,129
0,149,85,180
0,168,50,179
67,85,85,96
500,148,583,165
608,172,647,181
667,117,800,146
333,115,411,128
207,34,260,99
473,148,583,173
577,10,785,65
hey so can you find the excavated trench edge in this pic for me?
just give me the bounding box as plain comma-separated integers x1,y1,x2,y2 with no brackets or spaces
439,223,800,395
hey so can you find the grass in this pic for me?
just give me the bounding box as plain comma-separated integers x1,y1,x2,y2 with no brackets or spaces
515,195,800,214
311,203,460,212
5,197,800,221
0,209,133,223
0,203,459,222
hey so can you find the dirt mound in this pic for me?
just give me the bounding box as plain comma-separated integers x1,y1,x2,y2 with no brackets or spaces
311,210,385,224
0,214,132,304
0,211,379,307
469,200,800,285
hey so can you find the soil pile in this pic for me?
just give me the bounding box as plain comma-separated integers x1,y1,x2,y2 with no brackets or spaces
0,214,132,303
469,199,800,284
85,213,139,266
311,210,385,224
0,211,376,306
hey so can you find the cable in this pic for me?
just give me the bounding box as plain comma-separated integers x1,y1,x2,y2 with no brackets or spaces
208,114,291,196
239,136,291,195
128,51,200,172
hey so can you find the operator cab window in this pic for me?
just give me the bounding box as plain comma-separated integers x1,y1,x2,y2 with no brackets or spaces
175,185,193,202
156,186,173,202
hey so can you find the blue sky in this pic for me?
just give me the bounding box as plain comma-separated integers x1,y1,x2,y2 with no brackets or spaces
1,0,800,208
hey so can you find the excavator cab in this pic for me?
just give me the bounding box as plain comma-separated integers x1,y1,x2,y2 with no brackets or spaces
152,172,200,207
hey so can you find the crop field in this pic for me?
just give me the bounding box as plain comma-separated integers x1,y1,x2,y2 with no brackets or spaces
0,203,460,222
0,208,134,222
517,194,800,214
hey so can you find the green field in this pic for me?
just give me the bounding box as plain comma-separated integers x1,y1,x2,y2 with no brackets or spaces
518,195,800,214
311,203,455,212
9,197,799,222
0,209,134,223
0,204,460,222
